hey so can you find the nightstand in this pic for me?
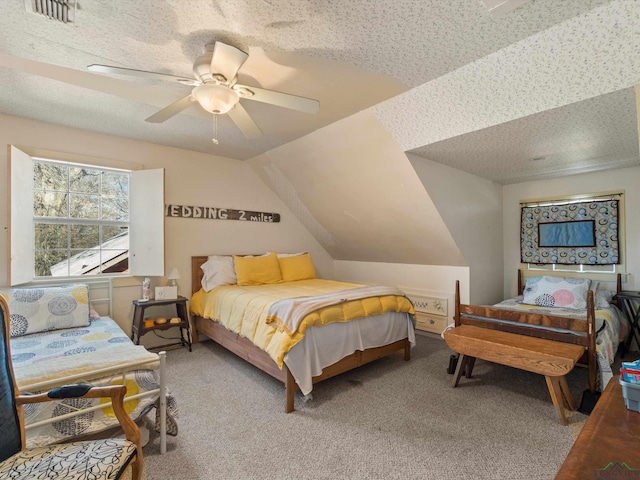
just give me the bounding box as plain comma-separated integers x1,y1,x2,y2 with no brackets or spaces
403,289,450,334
131,296,192,351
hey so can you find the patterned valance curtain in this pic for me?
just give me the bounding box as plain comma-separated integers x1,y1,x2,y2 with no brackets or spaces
520,199,619,265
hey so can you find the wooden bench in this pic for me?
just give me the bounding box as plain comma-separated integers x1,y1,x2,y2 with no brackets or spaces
443,281,595,425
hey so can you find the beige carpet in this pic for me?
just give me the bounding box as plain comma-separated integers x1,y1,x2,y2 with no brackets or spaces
139,333,599,479
566,410,588,441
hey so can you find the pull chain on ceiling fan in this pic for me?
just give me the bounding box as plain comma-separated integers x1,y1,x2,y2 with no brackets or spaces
212,114,219,144
87,41,320,142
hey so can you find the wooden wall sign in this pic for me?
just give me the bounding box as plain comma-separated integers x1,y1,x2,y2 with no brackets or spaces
165,204,280,223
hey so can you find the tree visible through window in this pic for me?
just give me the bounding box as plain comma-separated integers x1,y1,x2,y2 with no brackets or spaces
33,160,130,277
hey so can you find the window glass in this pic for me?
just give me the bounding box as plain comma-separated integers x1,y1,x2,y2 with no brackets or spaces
69,167,100,194
34,162,67,191
70,224,99,249
102,171,129,196
34,191,68,217
35,249,69,278
33,159,131,277
102,196,129,221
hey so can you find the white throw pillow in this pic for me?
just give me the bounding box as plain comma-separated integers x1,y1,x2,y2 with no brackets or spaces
596,290,615,309
522,276,591,310
201,255,237,292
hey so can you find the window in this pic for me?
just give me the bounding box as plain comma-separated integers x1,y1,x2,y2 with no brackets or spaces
519,191,625,276
33,159,130,277
9,146,164,285
520,195,621,266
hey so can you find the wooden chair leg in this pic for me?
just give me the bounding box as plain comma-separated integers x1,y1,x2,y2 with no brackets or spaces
452,354,473,388
131,458,142,480
545,376,568,425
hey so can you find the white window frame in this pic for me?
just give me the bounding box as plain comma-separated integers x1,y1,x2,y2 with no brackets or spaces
8,146,164,285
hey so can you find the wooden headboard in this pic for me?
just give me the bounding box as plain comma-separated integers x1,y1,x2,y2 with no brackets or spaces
191,256,208,296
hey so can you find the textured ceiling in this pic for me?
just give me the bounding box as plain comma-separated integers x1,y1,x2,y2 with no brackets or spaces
0,0,636,183
409,88,639,184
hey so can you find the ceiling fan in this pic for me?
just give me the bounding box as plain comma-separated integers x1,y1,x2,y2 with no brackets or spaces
87,41,320,141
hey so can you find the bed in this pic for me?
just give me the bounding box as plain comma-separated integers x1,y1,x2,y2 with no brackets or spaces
189,253,416,412
452,271,626,393
2,281,177,453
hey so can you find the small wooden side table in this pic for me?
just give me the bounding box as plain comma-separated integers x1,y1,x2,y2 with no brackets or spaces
131,296,192,352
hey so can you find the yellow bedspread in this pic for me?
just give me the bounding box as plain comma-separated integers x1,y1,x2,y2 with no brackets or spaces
190,279,415,367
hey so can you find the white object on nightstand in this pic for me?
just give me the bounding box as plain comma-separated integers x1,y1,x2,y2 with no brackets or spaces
155,286,178,300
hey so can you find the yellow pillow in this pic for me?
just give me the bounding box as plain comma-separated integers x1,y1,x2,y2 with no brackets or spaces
278,253,316,282
233,252,282,285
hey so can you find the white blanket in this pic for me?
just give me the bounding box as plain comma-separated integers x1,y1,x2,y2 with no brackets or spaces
266,285,406,335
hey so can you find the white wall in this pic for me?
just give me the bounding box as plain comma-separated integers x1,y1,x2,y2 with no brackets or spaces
503,165,640,297
0,114,333,341
334,260,469,327
408,154,504,304
249,111,466,266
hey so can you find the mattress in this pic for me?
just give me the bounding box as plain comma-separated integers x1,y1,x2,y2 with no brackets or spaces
191,279,416,394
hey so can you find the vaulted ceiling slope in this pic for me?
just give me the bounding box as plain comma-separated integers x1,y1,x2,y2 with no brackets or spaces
249,1,638,268
250,111,467,266
1,0,635,184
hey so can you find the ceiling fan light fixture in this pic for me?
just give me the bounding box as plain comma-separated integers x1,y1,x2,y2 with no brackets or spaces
191,83,239,114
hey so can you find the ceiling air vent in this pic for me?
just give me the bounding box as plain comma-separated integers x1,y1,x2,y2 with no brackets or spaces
24,0,75,23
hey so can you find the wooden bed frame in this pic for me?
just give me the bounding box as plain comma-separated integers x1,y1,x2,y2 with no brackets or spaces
455,271,623,393
190,256,411,413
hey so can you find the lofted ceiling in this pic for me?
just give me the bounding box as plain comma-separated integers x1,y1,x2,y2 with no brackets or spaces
0,0,637,184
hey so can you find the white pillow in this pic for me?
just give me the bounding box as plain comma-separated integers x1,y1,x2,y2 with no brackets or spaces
596,290,615,309
0,284,91,337
201,256,237,292
587,281,617,309
276,252,305,258
522,276,591,310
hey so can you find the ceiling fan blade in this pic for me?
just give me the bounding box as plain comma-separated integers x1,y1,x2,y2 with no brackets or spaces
236,84,319,114
145,95,194,123
227,103,262,139
210,42,249,83
0,52,204,115
88,64,200,86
